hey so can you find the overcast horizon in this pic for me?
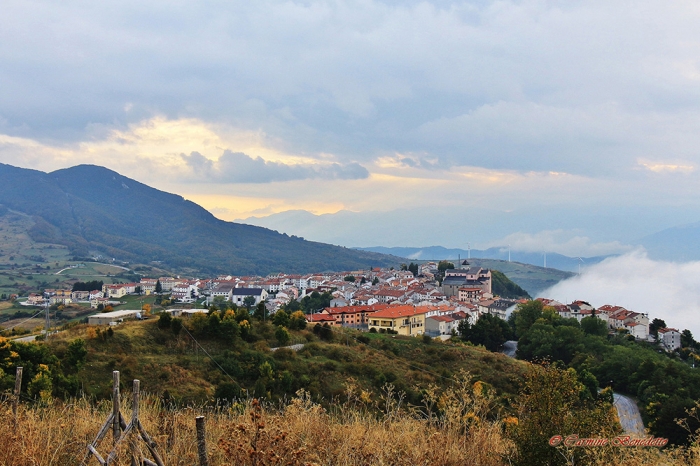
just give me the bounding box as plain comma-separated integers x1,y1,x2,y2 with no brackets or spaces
3,1,700,258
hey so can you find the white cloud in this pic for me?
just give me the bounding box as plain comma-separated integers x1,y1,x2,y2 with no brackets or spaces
484,230,634,257
540,251,700,336
181,150,368,183
3,1,700,250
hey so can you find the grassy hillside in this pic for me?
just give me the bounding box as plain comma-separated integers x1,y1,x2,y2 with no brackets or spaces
44,318,527,405
0,319,687,466
0,163,399,276
491,270,531,299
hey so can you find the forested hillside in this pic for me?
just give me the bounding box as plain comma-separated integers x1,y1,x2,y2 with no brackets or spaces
0,163,397,275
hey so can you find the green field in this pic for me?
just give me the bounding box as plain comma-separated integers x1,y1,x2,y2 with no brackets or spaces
0,210,176,297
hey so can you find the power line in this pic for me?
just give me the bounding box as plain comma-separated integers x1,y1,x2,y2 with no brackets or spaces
178,324,238,385
6,309,45,330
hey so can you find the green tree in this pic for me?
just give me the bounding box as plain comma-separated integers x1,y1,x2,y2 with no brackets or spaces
681,329,698,349
243,295,257,310
517,322,586,365
253,301,268,321
437,260,454,272
513,300,544,338
512,364,620,466
219,317,239,343
458,314,512,351
649,318,666,338
273,309,290,327
235,307,250,322
344,275,356,282
155,280,162,294
171,317,183,335
580,315,608,337
212,295,229,310
65,338,88,372
158,312,172,329
275,326,291,346
288,310,307,330
214,381,243,402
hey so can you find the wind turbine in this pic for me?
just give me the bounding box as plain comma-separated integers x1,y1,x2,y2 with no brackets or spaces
508,244,511,262
577,257,585,275
543,251,547,268
467,243,471,259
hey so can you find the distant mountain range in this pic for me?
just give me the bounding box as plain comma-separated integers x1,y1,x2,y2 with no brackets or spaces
0,163,399,275
638,221,700,261
355,246,611,273
242,210,700,265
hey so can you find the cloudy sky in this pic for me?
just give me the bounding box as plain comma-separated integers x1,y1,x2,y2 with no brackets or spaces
2,0,700,255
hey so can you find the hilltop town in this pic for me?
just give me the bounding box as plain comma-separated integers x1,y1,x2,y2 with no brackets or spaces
14,259,686,353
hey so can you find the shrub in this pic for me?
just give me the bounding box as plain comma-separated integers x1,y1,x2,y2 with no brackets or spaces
275,326,291,346
157,312,172,329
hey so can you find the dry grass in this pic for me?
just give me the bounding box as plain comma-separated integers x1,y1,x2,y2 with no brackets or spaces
1,372,699,466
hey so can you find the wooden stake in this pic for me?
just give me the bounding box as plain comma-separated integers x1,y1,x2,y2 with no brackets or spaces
112,371,120,446
196,416,209,466
13,367,22,423
131,380,140,466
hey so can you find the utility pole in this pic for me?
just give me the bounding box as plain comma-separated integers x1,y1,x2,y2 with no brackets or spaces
44,300,50,339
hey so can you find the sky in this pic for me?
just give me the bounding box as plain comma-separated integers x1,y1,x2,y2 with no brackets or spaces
2,1,700,257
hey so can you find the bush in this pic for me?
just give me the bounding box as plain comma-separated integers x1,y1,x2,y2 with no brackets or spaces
157,312,172,329
275,326,290,346
171,318,183,335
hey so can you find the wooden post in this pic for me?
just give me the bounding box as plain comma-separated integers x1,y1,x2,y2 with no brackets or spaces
13,366,23,422
112,371,120,446
196,416,209,466
131,380,140,466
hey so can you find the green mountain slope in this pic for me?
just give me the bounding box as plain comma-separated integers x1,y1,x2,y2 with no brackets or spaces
0,164,398,275
466,259,573,296
491,270,531,299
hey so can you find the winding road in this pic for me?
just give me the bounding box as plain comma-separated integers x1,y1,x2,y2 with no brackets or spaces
613,393,645,435
501,340,646,435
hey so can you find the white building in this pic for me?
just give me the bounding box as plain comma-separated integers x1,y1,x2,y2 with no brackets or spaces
658,328,681,351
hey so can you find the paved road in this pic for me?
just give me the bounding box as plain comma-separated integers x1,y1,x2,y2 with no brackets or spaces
270,343,305,352
501,339,646,435
502,340,518,358
614,393,645,435
14,334,38,343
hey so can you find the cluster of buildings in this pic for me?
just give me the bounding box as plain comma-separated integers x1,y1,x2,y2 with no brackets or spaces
537,298,681,351
23,260,685,352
